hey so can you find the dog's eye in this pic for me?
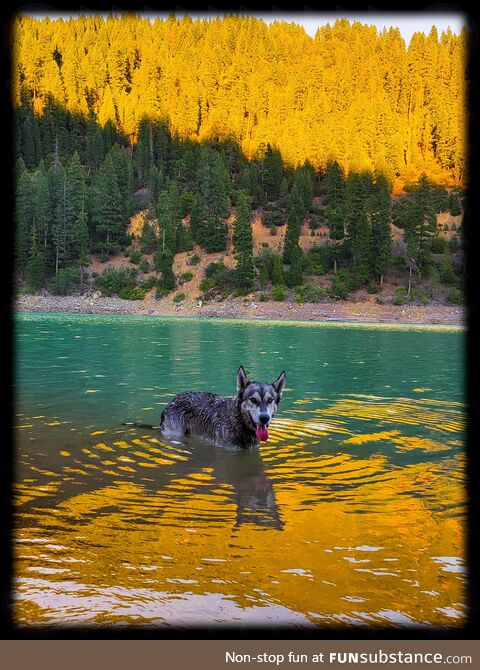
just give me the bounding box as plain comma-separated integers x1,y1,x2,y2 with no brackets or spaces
250,398,258,405
267,398,273,404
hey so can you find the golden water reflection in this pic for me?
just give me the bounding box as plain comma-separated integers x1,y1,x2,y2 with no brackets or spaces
14,395,466,629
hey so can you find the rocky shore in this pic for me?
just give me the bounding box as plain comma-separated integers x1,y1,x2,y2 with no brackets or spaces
15,291,465,326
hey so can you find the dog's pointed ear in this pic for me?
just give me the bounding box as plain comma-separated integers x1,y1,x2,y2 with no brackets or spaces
272,370,286,401
236,365,250,395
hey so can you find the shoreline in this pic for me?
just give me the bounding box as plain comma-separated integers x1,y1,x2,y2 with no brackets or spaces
15,294,465,326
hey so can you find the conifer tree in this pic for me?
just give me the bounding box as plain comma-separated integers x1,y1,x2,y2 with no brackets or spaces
93,154,125,255
15,169,32,277
370,175,392,288
233,190,254,291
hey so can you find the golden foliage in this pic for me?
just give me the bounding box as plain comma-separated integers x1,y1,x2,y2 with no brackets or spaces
13,15,466,184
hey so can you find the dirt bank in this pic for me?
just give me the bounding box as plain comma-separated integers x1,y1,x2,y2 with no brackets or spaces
15,293,464,326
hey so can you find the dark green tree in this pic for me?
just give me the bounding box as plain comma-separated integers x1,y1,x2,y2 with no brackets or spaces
233,190,254,291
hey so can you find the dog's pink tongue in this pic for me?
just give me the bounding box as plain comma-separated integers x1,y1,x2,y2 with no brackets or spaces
256,425,269,442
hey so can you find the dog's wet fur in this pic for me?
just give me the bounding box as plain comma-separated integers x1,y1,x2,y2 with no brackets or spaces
159,366,286,448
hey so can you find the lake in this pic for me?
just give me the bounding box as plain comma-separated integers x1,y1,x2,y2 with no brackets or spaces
13,313,466,629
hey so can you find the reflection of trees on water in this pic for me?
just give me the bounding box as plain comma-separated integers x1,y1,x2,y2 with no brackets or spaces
16,428,284,532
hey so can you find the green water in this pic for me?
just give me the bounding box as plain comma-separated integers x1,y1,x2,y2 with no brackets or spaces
14,313,466,628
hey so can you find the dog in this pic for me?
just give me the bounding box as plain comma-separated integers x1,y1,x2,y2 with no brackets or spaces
159,366,286,448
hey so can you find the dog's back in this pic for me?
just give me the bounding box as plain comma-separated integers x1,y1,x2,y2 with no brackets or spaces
160,391,239,443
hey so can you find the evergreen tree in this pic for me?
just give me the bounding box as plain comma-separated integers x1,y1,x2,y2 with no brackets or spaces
324,161,346,274
233,190,254,291
370,176,392,288
283,181,304,264
345,171,374,264
263,144,284,200
93,154,125,255
15,169,32,277
33,166,51,251
272,254,285,285
286,245,303,287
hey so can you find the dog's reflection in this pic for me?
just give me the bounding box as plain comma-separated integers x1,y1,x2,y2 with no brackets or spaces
211,445,284,530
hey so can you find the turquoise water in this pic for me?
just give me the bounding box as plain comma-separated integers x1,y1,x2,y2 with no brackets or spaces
13,313,466,628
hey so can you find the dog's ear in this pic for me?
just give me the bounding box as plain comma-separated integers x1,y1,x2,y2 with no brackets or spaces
236,365,250,395
272,370,286,401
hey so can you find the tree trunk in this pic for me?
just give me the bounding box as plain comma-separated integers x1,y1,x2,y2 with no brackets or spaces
380,273,383,289
408,264,412,296
80,266,84,295
333,257,337,275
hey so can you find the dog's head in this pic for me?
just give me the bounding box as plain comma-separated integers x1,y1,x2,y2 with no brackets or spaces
236,365,286,442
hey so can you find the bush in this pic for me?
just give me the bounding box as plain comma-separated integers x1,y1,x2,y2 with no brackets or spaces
295,284,328,303
263,210,285,228
449,236,460,253
410,288,430,305
139,258,150,273
259,293,270,302
141,276,158,291
48,267,80,295
129,249,142,265
367,281,379,294
430,236,447,253
179,271,194,284
94,268,137,297
330,276,349,300
447,288,464,304
187,254,200,266
271,284,286,301
155,286,169,299
393,287,409,305
119,287,145,300
173,292,186,304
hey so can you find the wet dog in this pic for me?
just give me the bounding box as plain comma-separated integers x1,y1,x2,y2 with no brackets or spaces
159,366,286,448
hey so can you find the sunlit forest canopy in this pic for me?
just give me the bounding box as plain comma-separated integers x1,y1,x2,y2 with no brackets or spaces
14,14,466,186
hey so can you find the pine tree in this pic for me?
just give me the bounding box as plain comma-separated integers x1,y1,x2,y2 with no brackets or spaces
370,175,392,288
93,154,125,255
233,190,254,291
286,245,303,287
33,166,51,251
283,180,304,264
15,169,32,277
263,144,284,201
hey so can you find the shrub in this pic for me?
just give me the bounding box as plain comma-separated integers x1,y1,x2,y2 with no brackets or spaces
295,284,327,303
173,292,186,304
119,287,145,300
25,252,47,291
271,284,286,301
129,249,142,265
270,224,277,236
141,276,158,291
139,258,150,273
410,288,430,305
49,267,80,295
430,236,447,253
367,281,379,294
263,210,285,228
179,271,194,284
393,287,409,305
155,286,169,299
447,288,463,304
449,236,460,253
187,254,200,266
94,268,137,297
330,276,349,300
259,293,269,302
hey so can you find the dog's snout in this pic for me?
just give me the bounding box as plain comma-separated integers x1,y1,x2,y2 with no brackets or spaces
259,414,270,425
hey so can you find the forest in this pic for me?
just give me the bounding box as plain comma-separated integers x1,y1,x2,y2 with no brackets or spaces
13,15,466,305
